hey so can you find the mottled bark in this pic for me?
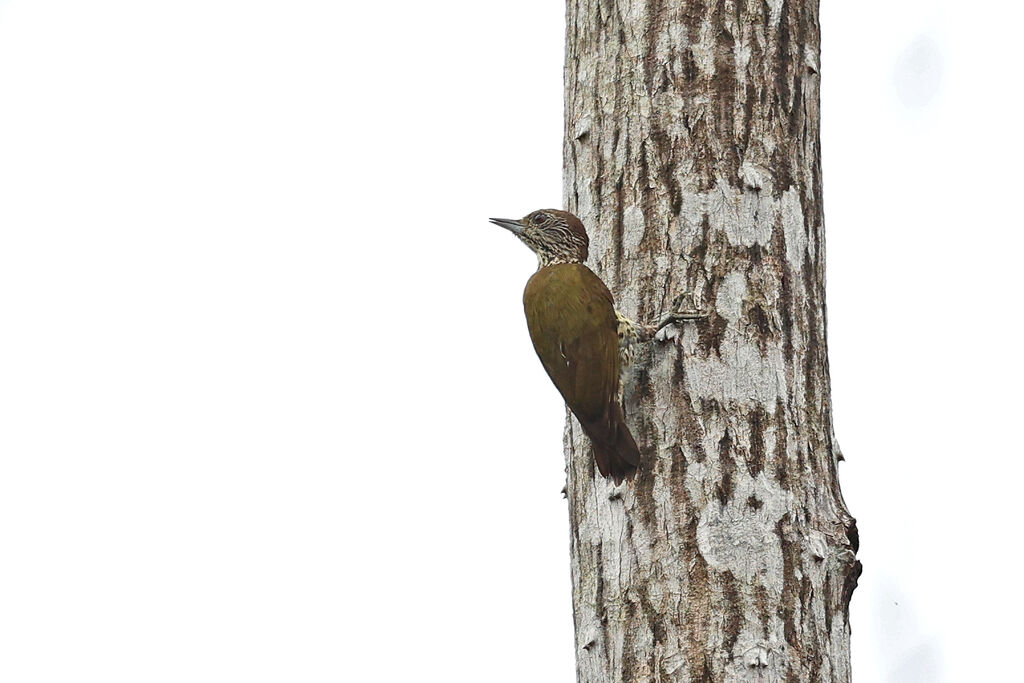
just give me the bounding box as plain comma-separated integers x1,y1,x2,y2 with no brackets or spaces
562,1,859,681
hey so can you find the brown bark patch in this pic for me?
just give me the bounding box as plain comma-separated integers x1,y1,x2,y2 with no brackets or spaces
846,520,860,554
777,515,799,648
841,560,863,615
754,580,771,637
747,406,767,477
747,302,775,352
697,313,728,357
716,428,736,504
824,574,833,634
774,397,790,490
685,520,713,680
721,570,743,657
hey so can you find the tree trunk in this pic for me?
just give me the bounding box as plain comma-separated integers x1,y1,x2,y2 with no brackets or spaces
562,1,859,681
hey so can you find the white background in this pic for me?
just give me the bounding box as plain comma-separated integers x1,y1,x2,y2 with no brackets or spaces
1,1,1021,681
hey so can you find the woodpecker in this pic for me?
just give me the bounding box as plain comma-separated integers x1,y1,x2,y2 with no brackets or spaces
490,209,703,483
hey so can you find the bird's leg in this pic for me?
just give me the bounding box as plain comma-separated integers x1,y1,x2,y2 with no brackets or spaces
627,293,708,344
637,310,707,342
613,297,704,403
614,293,707,389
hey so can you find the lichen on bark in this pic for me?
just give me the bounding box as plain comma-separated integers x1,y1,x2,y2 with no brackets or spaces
562,0,859,680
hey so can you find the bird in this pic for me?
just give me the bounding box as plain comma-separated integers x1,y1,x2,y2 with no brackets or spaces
489,209,704,483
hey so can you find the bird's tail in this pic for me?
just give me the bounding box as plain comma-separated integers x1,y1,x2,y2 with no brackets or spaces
582,403,641,484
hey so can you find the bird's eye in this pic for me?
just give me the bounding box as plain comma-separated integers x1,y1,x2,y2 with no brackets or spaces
533,213,547,224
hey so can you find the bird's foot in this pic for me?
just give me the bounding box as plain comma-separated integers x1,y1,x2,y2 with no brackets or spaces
653,293,708,337
621,295,708,344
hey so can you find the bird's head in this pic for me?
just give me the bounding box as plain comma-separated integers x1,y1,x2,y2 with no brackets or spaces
489,209,589,268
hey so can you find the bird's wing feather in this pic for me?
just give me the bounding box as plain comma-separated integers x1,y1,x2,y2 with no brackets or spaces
523,264,618,422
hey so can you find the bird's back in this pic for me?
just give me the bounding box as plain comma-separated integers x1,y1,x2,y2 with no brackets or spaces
523,264,640,482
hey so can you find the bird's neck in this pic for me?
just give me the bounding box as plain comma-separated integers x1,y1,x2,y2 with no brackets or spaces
536,254,583,269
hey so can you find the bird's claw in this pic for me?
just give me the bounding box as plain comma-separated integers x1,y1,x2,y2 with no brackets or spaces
664,310,708,324
655,292,708,333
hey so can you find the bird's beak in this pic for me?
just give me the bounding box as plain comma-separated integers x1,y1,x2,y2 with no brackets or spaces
489,218,525,236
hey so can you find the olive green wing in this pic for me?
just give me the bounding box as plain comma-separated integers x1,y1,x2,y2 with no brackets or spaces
522,264,619,423
523,264,639,481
